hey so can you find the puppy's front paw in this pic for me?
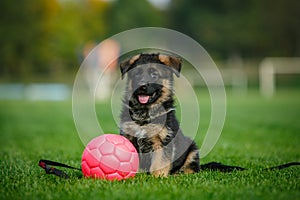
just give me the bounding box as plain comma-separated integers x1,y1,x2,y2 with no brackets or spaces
151,169,169,177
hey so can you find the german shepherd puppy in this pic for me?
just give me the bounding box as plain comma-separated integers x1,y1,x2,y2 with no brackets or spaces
119,53,200,177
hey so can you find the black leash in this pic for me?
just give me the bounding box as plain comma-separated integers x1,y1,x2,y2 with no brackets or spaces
265,162,300,170
38,159,300,179
38,159,81,179
200,161,300,172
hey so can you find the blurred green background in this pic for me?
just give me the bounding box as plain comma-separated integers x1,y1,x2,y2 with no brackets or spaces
0,0,299,85
1,1,299,199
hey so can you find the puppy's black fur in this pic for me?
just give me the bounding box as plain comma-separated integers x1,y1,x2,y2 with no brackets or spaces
119,53,200,176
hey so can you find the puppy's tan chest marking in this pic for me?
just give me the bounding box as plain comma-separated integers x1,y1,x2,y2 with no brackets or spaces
121,121,168,141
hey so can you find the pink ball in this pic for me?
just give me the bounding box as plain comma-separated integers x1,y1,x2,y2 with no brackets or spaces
81,134,139,181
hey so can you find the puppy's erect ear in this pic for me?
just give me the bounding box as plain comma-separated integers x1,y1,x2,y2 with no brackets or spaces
120,54,141,79
158,54,182,77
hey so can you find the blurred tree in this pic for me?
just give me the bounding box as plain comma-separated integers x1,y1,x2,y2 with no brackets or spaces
105,0,165,36
260,0,300,57
2,0,298,81
0,0,109,81
168,0,300,59
49,0,108,74
0,0,59,80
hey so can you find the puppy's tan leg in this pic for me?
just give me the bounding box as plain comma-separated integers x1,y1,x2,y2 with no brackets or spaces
180,150,200,174
150,149,171,177
149,136,171,177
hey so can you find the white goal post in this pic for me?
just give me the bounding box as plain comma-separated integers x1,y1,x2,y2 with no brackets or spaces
259,57,300,97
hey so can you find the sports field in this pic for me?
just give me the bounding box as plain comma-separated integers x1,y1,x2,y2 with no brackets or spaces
0,89,299,200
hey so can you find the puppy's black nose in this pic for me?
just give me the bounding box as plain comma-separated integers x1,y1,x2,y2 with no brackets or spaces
138,79,147,86
139,85,147,91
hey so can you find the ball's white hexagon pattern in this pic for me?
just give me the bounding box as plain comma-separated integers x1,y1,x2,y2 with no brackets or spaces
81,134,139,180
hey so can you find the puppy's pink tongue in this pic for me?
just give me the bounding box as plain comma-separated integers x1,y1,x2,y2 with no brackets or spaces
138,95,150,104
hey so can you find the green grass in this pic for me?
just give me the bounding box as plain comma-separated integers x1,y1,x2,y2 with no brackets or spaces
0,89,299,200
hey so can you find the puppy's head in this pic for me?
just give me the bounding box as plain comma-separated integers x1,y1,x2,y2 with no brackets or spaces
120,53,182,106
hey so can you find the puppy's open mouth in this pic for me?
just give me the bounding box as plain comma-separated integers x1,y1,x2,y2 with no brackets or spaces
138,92,157,104
132,83,162,105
